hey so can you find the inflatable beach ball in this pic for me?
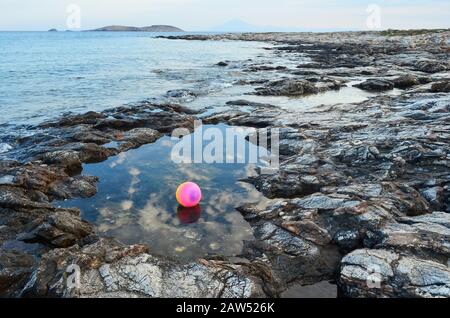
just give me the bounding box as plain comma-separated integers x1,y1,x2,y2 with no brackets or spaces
176,182,202,208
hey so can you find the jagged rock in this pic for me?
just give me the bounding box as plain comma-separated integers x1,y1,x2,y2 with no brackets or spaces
0,249,35,297
392,74,420,89
19,210,94,248
247,163,345,199
353,79,394,91
42,151,82,174
420,187,445,210
238,200,331,246
240,218,340,286
118,128,162,151
24,238,272,298
48,175,98,200
431,81,450,93
39,111,106,128
254,79,320,96
0,186,52,210
225,100,279,108
339,249,450,298
368,212,450,261
165,89,197,100
204,107,282,128
414,60,448,73
245,65,287,72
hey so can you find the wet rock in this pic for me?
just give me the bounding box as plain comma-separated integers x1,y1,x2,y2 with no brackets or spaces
204,107,282,128
49,175,98,200
420,187,445,210
332,144,381,163
414,59,448,73
239,200,331,246
217,61,228,67
431,81,450,93
20,210,94,248
39,111,106,128
70,126,111,145
42,151,82,175
245,65,287,72
225,100,279,108
24,238,272,298
0,249,35,297
118,128,162,151
0,175,15,185
0,186,52,210
333,230,361,254
353,79,394,91
255,79,320,96
339,249,450,298
166,89,197,100
392,74,420,89
368,212,450,261
247,163,345,199
239,216,340,287
254,77,343,97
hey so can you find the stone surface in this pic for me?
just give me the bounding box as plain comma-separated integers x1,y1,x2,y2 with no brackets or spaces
254,78,342,96
339,249,450,298
354,79,394,91
23,239,272,298
392,74,420,89
431,80,450,93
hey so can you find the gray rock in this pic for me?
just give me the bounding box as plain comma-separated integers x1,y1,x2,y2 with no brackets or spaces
354,79,394,91
255,79,319,96
23,239,270,298
431,81,450,93
339,249,450,298
414,60,448,73
392,74,420,89
0,249,35,297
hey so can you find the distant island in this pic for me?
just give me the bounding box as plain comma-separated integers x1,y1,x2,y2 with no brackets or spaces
90,25,184,32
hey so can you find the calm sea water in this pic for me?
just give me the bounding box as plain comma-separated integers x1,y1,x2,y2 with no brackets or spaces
0,31,267,128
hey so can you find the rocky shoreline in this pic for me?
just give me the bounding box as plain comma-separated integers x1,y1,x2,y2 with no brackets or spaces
1,30,449,298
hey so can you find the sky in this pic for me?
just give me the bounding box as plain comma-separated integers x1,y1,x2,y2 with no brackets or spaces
0,0,449,31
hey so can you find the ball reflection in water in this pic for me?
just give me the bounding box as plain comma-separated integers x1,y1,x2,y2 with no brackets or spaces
177,205,202,224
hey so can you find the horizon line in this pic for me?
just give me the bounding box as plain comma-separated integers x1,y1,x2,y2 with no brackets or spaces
1,27,449,33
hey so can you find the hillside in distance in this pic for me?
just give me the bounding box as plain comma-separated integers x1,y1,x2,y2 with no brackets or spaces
91,25,184,32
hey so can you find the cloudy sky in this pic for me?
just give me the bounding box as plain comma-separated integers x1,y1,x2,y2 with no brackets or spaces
0,0,449,31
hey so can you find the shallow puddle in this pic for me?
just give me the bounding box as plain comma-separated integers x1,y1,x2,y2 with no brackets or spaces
185,82,402,113
59,124,269,261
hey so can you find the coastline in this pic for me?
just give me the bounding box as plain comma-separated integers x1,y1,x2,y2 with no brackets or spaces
0,30,449,298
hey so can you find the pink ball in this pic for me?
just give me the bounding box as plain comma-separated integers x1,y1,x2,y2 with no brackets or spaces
176,182,202,208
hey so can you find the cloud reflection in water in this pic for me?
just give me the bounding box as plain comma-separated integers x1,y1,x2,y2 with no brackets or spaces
59,125,269,261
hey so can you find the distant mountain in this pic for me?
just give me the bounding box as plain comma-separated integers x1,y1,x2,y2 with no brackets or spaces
91,25,184,32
